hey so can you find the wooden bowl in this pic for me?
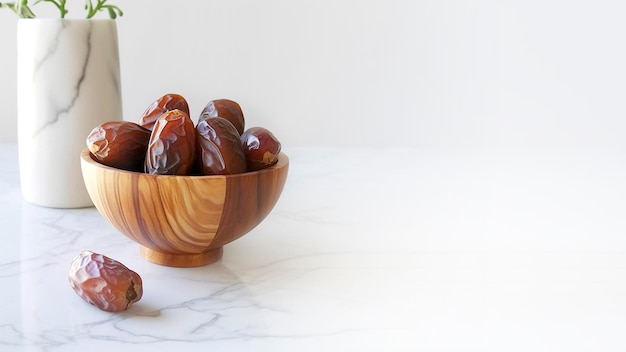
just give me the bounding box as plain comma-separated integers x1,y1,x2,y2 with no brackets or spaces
80,148,289,267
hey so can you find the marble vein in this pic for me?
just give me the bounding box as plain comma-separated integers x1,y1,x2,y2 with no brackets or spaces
4,147,626,350
0,261,21,279
33,22,65,78
33,22,93,137
0,324,23,347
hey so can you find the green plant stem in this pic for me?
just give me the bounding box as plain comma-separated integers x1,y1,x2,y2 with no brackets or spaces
85,0,122,19
35,0,68,18
1,0,123,19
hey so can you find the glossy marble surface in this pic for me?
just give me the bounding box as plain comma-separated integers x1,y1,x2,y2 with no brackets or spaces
2,143,626,351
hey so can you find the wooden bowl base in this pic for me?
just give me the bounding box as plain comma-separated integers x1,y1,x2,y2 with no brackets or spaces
140,246,224,267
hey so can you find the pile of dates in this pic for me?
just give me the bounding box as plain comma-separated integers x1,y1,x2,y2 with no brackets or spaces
86,94,281,175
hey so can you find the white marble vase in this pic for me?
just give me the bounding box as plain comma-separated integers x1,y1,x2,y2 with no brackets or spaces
17,19,122,208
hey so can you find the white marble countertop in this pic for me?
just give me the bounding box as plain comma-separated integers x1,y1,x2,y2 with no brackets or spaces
2,143,626,351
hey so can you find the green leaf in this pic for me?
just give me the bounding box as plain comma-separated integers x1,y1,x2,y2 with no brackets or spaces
105,5,122,18
15,0,36,18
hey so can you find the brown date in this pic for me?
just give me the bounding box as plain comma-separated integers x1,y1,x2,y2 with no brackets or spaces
145,109,196,175
241,127,282,171
68,251,143,312
86,121,151,171
139,93,190,130
196,117,247,175
198,99,245,135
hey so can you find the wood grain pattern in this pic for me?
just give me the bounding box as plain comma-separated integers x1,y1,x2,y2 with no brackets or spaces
81,148,289,267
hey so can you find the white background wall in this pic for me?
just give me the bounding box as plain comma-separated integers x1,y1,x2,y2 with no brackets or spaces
1,0,625,150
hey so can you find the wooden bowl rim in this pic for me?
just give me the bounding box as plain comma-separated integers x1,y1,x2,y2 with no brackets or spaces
80,147,289,180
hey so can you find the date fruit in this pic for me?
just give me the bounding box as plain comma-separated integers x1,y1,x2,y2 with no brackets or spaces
241,127,282,171
196,117,247,175
145,109,196,175
199,99,245,135
139,93,190,130
86,121,151,171
68,250,143,312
